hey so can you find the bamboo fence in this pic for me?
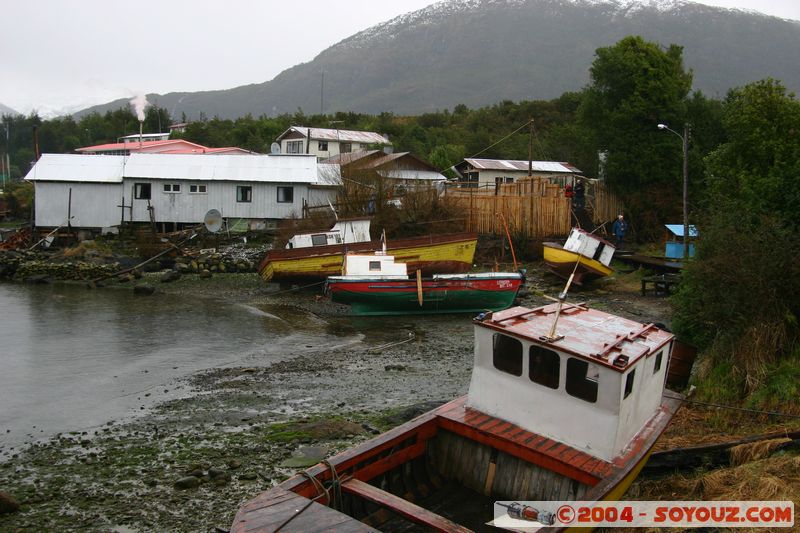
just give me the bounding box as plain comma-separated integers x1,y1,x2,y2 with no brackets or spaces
443,177,623,238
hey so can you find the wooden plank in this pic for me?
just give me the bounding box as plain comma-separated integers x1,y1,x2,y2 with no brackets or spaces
352,441,427,482
437,418,601,486
342,478,472,533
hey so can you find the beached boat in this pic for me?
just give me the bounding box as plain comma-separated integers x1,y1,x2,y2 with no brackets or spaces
232,301,682,532
326,251,524,315
543,228,615,285
258,223,477,282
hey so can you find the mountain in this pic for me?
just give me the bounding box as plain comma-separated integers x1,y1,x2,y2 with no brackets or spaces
0,103,20,116
75,0,800,120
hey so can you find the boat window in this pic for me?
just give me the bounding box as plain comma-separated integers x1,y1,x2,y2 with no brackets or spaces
493,334,522,377
369,261,381,271
566,358,598,403
311,234,327,246
654,351,663,374
624,369,636,399
529,346,560,389
592,243,605,260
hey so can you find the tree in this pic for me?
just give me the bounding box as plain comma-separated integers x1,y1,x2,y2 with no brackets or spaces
672,79,800,401
579,36,693,236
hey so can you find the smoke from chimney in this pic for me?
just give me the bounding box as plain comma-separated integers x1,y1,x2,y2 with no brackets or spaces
130,94,149,122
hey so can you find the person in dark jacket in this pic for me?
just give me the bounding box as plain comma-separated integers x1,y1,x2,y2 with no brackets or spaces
612,214,628,248
573,180,585,209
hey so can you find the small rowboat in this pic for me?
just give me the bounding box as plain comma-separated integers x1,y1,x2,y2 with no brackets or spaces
232,301,683,532
543,228,615,285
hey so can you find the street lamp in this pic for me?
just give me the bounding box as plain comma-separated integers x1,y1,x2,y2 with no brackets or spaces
657,122,690,260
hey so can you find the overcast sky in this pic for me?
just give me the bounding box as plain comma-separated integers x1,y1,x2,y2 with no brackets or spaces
3,0,799,117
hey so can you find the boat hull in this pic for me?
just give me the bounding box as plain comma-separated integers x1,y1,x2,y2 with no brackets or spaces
232,394,683,533
542,242,613,285
258,233,477,282
327,274,523,315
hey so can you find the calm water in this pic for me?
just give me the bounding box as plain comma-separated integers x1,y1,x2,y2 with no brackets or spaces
0,283,360,452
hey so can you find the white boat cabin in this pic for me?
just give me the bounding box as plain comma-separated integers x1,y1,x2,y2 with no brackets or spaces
468,304,673,462
339,252,408,279
564,228,615,266
286,218,371,249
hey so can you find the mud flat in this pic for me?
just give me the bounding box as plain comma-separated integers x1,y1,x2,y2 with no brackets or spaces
0,265,673,532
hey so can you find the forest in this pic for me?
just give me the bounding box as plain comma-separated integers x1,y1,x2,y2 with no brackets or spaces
2,35,799,407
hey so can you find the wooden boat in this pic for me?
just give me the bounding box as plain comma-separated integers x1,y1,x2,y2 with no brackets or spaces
543,228,615,285
258,232,477,283
326,251,524,316
232,301,683,532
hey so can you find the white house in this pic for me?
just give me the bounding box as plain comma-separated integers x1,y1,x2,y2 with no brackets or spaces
276,126,391,159
24,153,333,232
454,158,583,189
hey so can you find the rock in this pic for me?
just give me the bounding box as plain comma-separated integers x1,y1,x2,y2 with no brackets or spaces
133,284,155,295
173,476,200,490
160,271,181,283
226,459,242,469
24,274,50,284
237,472,258,481
280,446,329,468
187,468,204,478
208,468,231,484
207,467,228,480
384,364,407,371
0,491,21,514
199,269,212,279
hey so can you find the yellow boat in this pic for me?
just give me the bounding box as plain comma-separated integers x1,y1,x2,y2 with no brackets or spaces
258,232,477,283
543,228,615,285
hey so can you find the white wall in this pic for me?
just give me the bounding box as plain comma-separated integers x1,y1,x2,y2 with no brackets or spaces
34,182,123,229
124,179,309,223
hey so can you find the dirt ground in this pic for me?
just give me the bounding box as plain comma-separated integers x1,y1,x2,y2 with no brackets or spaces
0,263,793,532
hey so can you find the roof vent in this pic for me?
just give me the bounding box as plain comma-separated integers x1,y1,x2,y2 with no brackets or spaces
613,355,629,368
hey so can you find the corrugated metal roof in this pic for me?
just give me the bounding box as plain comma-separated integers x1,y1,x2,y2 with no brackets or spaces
75,139,206,152
464,158,582,174
25,153,319,184
24,154,125,183
377,170,446,181
665,224,699,237
316,164,342,186
280,126,391,145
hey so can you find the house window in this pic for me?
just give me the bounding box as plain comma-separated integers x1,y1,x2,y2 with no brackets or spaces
286,140,303,154
624,369,636,399
566,358,598,403
189,184,207,194
163,183,181,193
311,234,328,246
277,186,294,203
460,173,479,189
529,346,560,389
654,351,663,374
493,334,522,377
318,141,328,151
340,142,352,153
134,183,151,200
236,186,252,203
369,261,381,271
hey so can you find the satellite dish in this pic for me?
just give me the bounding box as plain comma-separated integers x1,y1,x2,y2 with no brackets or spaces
204,209,223,233
270,142,281,154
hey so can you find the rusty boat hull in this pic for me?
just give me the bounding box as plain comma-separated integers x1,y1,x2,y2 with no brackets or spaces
258,233,478,283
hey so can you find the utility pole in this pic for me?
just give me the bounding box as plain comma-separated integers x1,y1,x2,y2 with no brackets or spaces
682,122,690,260
528,118,534,178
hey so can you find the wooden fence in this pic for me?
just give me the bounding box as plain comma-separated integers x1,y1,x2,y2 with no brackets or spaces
442,177,623,238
